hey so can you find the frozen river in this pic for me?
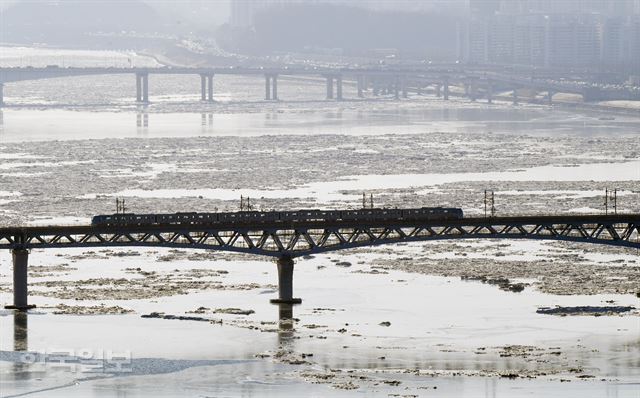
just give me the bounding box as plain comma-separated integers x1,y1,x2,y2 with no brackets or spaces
0,47,639,397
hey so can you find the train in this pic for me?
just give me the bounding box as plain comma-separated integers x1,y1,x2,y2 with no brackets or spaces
91,207,463,227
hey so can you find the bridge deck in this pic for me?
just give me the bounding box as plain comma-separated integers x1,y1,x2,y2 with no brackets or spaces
0,214,637,257
0,214,638,234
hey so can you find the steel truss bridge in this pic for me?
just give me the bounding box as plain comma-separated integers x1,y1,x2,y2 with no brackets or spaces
2,213,639,309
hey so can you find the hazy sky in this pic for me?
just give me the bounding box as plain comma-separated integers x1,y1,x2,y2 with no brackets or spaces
0,0,232,27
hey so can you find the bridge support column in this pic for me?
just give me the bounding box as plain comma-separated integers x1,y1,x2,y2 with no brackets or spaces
547,90,554,106
373,79,380,96
270,256,301,304
136,74,142,102
357,75,364,98
207,74,214,102
0,83,4,107
200,74,206,101
142,73,149,103
401,76,408,98
265,74,271,100
394,76,400,100
272,74,278,101
336,75,343,101
443,80,449,100
435,84,441,97
487,85,493,104
5,249,34,311
469,84,477,102
326,76,334,99
512,89,518,105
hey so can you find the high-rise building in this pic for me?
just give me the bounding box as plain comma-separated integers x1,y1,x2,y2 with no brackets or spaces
629,16,640,72
601,17,625,67
462,0,638,70
229,0,470,27
230,0,296,27
469,0,501,16
513,15,547,66
230,0,254,27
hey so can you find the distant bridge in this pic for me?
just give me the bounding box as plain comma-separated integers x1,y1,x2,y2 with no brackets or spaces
1,66,637,106
2,212,638,310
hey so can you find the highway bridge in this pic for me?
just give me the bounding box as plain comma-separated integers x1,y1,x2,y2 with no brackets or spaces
1,66,638,106
2,212,638,310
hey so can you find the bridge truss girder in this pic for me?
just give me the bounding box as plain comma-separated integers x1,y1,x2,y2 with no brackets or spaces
0,220,638,258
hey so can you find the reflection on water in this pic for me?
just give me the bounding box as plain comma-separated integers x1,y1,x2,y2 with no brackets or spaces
277,304,295,347
201,113,213,133
13,311,28,351
12,311,30,380
136,109,149,135
0,105,638,143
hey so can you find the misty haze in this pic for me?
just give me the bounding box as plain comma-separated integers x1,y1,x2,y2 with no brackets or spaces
0,1,639,397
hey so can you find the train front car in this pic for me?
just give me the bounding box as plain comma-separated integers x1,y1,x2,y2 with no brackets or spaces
91,214,129,226
91,215,108,226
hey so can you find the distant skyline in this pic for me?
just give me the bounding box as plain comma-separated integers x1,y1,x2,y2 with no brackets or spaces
3,1,637,30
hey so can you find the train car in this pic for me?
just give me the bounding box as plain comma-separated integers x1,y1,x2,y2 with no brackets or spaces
91,207,464,227
91,213,157,226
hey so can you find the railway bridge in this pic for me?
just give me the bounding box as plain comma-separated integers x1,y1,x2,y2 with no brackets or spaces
2,212,638,310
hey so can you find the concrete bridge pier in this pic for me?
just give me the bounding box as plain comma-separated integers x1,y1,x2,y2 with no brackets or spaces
265,75,271,100
143,74,149,103
0,83,4,107
326,76,334,99
207,74,214,101
512,89,519,105
200,75,206,101
336,75,343,101
435,84,441,97
443,79,449,100
136,73,149,103
5,249,34,311
487,84,493,104
200,74,214,102
547,90,554,105
272,75,278,101
270,256,302,304
208,75,213,101
401,76,408,98
469,84,477,102
264,74,278,100
136,75,142,102
356,75,364,98
394,76,400,100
